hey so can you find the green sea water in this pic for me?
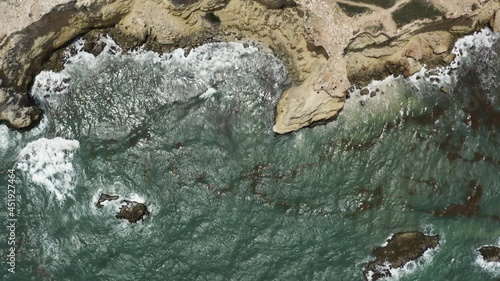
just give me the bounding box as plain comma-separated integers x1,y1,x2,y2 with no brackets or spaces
1,29,500,280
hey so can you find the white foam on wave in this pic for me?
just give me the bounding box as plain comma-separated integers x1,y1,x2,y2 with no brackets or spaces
16,138,80,201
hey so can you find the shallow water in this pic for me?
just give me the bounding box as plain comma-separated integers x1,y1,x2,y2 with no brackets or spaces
1,30,500,280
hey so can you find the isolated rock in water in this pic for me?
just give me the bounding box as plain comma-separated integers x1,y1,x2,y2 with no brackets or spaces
95,193,119,208
116,200,150,223
360,88,370,95
479,246,500,263
0,88,43,129
363,232,440,281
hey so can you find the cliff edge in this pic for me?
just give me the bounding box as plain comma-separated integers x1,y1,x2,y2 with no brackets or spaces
0,0,499,132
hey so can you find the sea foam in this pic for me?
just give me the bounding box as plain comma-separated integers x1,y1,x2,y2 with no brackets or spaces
16,138,80,201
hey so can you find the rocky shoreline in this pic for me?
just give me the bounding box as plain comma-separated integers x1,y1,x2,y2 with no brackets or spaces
0,0,499,132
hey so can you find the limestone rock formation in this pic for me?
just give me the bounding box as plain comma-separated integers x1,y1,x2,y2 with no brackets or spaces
363,232,440,281
479,246,500,263
254,0,295,8
0,88,42,129
0,0,499,134
116,200,150,223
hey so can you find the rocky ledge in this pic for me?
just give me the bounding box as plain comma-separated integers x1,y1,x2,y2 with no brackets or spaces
363,231,440,281
479,245,500,263
0,0,499,132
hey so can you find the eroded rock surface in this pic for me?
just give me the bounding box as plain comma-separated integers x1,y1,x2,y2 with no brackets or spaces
363,231,440,281
0,88,42,129
116,200,150,223
492,9,500,32
479,246,500,263
0,0,499,133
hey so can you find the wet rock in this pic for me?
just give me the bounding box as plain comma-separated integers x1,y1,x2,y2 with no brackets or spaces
442,53,456,64
254,0,296,9
116,200,150,223
360,88,370,95
95,193,119,208
440,86,450,94
479,246,500,262
370,91,376,98
363,232,440,281
0,88,43,129
434,181,482,217
491,10,500,32
360,100,366,106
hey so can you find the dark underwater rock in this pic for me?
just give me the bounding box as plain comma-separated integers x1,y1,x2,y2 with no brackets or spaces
479,246,500,263
363,231,440,281
95,193,119,208
116,200,150,223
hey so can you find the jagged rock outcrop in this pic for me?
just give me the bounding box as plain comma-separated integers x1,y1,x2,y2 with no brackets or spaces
479,245,500,263
95,193,119,208
0,0,499,133
363,232,440,281
116,200,150,223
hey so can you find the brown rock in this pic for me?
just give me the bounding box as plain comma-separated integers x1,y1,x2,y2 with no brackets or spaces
479,246,500,263
253,0,295,8
360,88,370,95
0,88,43,129
405,44,423,61
440,86,450,94
491,10,500,32
95,193,119,208
363,232,440,281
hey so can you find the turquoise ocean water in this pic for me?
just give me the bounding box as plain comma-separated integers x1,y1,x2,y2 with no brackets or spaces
1,29,500,280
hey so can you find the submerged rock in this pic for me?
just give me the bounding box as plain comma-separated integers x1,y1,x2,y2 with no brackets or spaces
440,86,450,94
95,193,119,208
363,231,440,281
479,246,500,263
116,200,150,223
